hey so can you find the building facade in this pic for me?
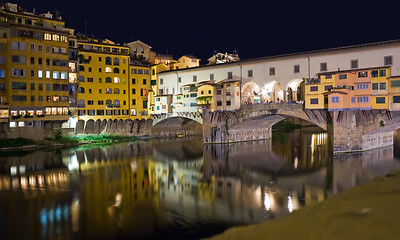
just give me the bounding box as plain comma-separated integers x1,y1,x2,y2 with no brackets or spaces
75,39,131,121
0,3,70,137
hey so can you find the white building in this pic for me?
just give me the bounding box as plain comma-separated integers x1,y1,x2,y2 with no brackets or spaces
158,39,400,108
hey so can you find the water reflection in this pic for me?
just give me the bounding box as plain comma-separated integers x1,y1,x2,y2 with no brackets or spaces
0,130,399,240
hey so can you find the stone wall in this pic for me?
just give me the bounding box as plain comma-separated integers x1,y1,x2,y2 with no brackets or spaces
76,118,153,136
0,121,65,140
151,117,202,138
332,110,400,152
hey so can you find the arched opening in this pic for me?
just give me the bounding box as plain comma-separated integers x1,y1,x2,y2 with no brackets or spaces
113,100,120,108
257,81,285,103
241,82,260,104
77,99,85,108
286,78,304,103
113,57,119,65
274,83,284,103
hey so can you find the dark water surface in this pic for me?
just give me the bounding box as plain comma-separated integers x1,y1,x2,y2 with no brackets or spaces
1,127,400,240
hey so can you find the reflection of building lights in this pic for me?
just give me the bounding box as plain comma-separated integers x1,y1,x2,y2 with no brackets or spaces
29,176,36,186
38,175,44,186
21,177,27,189
19,165,25,174
131,161,137,172
10,166,17,175
68,154,79,171
264,192,271,211
288,195,293,213
294,157,298,169
114,193,122,207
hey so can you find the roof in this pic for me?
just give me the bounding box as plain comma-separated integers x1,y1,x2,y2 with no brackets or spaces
158,39,400,75
318,65,391,75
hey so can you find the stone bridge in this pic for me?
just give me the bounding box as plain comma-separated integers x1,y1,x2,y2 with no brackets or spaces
202,103,330,145
150,104,400,153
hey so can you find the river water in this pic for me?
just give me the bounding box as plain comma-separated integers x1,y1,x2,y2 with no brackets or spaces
1,127,400,240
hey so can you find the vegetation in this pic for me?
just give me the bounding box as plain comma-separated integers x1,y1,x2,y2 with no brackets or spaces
0,134,136,151
0,137,35,148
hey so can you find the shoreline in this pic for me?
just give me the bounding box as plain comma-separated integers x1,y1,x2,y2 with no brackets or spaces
204,170,400,240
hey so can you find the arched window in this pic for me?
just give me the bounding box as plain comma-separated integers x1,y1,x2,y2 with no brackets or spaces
113,68,119,73
78,87,85,93
79,65,85,71
152,69,155,75
106,88,112,94
113,57,119,65
105,67,112,73
113,100,120,108
78,76,85,82
105,77,112,83
106,99,112,108
105,57,112,65
114,88,120,94
113,77,120,83
77,99,85,108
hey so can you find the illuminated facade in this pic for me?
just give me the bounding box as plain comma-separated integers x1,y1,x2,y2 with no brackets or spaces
0,3,70,129
129,64,151,118
75,39,130,121
305,66,392,111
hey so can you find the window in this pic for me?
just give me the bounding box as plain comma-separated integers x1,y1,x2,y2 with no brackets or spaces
269,67,275,75
376,97,385,104
227,72,233,79
372,83,378,90
357,96,369,103
371,70,379,78
384,56,393,66
294,65,300,73
357,83,368,89
310,98,318,104
351,59,358,69
325,85,333,91
393,96,400,103
391,80,400,88
226,100,231,106
193,75,197,82
339,74,347,79
358,71,368,78
310,86,318,91
351,97,355,103
379,69,386,77
380,82,386,90
113,57,119,65
217,101,222,106
320,63,327,72
332,96,339,103
210,73,214,80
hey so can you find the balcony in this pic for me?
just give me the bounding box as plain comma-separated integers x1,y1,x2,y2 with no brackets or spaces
305,78,321,85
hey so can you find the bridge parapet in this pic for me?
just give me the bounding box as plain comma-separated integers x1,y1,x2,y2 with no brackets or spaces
151,111,203,126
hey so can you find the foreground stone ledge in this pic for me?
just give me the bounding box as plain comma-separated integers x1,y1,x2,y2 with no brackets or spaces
205,170,400,240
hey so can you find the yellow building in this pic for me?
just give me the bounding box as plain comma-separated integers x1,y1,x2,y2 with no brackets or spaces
371,67,390,109
129,64,151,118
197,81,216,111
0,3,70,127
305,74,335,110
76,38,130,121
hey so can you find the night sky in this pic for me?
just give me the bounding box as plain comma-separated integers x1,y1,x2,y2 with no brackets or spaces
7,0,400,64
